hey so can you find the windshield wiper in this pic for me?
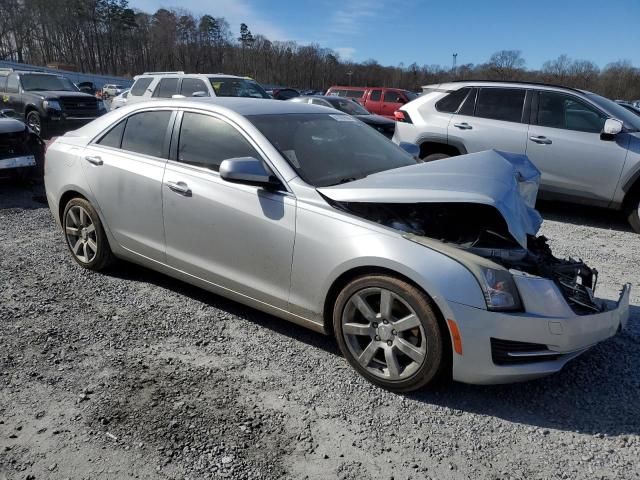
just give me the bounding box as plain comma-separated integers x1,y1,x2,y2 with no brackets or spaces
328,176,363,186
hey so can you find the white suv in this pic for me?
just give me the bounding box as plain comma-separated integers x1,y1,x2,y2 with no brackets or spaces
393,81,640,233
126,72,270,105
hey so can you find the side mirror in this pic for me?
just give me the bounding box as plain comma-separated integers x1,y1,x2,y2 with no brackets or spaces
191,91,208,97
219,157,282,189
399,141,420,159
603,118,623,135
398,97,407,104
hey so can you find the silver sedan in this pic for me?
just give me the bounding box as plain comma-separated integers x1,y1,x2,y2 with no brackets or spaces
44,98,630,391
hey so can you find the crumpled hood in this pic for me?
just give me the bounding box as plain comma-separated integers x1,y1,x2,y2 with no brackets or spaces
0,117,28,135
317,149,543,248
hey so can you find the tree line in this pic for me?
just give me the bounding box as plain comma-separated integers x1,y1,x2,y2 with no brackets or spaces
1,0,639,100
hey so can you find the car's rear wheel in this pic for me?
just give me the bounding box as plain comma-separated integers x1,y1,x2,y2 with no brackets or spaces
422,153,450,162
333,275,446,392
63,198,114,270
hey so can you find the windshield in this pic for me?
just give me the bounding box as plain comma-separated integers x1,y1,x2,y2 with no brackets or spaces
587,93,640,131
248,113,418,187
209,77,270,99
328,98,370,115
21,74,79,92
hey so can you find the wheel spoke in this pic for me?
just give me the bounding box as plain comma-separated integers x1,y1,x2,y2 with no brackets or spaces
393,314,420,332
65,227,80,236
68,209,79,227
72,238,83,255
384,346,401,378
343,322,371,336
82,242,89,261
396,338,425,364
79,208,87,226
87,238,98,253
85,224,95,234
351,293,376,321
358,341,379,367
380,289,393,320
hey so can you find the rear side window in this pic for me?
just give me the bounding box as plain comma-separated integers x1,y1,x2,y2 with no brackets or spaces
96,120,126,148
6,75,19,93
369,90,382,101
130,77,152,96
0,76,6,92
345,90,365,98
384,90,404,103
152,78,179,98
436,88,471,113
475,88,526,123
177,112,260,171
121,111,172,157
180,78,209,97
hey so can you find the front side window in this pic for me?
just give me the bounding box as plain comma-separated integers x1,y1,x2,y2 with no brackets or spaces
130,77,152,96
537,92,607,133
121,111,172,157
475,88,526,123
21,74,78,92
152,78,179,98
369,90,382,101
435,87,471,113
177,112,260,171
383,91,404,103
209,77,270,99
180,78,209,97
248,113,417,187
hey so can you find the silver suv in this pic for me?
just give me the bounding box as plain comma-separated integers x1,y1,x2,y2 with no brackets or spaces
393,81,640,232
126,72,270,105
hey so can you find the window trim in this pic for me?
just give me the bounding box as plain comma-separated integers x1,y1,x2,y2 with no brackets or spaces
168,107,292,194
474,87,528,124
532,89,610,133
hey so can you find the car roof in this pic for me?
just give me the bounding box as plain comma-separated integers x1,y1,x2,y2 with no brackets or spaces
425,80,592,95
136,97,335,115
134,73,246,80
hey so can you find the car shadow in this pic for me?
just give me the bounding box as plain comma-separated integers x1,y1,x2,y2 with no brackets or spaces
0,179,47,209
537,199,632,232
107,261,639,436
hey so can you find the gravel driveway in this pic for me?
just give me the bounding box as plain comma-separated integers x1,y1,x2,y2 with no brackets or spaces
1,182,638,480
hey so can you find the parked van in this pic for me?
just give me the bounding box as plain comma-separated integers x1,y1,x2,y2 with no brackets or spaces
325,86,418,119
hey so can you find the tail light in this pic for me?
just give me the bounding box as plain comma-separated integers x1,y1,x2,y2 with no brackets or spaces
394,110,413,123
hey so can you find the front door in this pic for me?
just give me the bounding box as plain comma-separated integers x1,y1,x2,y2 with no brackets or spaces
380,90,405,118
526,90,629,206
81,109,174,262
162,111,296,308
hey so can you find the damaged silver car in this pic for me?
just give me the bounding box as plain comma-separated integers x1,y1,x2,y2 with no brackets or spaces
44,98,630,391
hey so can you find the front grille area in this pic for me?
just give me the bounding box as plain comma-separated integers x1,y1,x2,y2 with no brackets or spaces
490,338,561,365
59,97,99,117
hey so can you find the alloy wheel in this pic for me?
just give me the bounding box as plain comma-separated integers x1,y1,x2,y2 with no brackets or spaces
27,112,41,135
65,205,98,263
341,287,427,381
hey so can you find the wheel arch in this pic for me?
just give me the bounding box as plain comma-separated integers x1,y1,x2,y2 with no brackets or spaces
418,140,463,160
58,189,89,224
322,265,453,377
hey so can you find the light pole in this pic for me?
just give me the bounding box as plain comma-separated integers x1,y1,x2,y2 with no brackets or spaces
347,70,353,86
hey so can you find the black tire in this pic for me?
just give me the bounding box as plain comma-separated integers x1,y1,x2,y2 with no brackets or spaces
333,274,447,392
422,153,450,162
26,110,45,138
62,198,114,271
625,190,640,233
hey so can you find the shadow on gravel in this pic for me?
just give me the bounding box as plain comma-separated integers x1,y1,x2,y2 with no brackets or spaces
537,199,632,232
0,179,47,210
409,304,640,436
105,257,640,437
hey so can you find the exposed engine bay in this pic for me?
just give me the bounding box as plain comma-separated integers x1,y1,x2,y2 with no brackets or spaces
334,201,601,315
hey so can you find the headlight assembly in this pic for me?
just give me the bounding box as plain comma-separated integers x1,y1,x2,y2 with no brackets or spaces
43,99,61,110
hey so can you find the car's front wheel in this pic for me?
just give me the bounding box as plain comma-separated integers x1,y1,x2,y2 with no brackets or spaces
63,198,114,270
26,110,44,138
625,190,640,233
333,275,447,392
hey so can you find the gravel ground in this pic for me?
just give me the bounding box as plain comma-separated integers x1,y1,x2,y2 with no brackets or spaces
1,182,639,480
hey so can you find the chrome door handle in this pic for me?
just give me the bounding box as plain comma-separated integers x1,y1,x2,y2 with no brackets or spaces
529,136,552,145
84,155,103,166
453,122,472,130
166,181,191,196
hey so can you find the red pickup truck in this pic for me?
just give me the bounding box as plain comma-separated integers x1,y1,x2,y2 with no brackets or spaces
325,86,418,119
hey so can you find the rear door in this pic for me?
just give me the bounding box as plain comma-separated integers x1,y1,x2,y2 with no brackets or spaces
380,90,406,118
4,74,23,116
152,77,180,99
526,90,628,205
365,89,383,114
162,110,296,307
447,87,529,154
81,108,175,262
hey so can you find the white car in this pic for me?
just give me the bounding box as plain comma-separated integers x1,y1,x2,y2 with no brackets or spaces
102,84,126,97
44,98,630,390
109,89,130,110
125,72,270,106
